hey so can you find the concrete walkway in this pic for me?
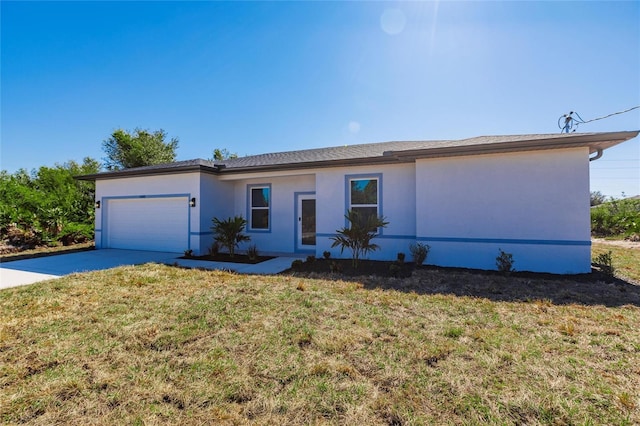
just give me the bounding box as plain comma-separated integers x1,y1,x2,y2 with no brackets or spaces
0,249,304,290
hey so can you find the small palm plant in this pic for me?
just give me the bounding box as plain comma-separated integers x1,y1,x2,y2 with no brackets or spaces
211,216,251,257
330,210,388,268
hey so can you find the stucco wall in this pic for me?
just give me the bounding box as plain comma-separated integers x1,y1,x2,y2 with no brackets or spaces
92,146,592,273
315,163,416,261
230,174,316,254
94,173,201,250
415,147,591,273
199,173,235,254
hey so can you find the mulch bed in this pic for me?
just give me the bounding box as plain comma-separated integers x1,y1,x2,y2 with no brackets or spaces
285,258,640,307
180,253,275,265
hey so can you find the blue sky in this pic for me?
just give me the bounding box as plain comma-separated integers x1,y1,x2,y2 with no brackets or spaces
2,1,638,197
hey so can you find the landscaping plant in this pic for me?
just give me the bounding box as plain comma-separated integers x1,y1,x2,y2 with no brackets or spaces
496,248,515,273
409,242,430,265
211,216,250,257
593,250,615,277
330,210,388,268
246,244,259,261
591,197,640,237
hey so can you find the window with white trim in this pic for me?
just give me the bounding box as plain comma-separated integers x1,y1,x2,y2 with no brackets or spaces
349,178,378,228
249,185,270,230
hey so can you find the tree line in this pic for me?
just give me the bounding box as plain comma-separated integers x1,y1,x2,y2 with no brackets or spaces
1,128,239,250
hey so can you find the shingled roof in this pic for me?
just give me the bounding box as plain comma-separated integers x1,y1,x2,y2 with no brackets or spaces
76,130,639,180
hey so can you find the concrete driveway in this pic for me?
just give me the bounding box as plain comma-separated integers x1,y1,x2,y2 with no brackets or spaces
0,249,304,290
0,249,180,290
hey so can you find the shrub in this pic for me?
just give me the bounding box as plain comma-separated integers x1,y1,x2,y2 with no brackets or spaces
58,222,93,246
389,263,401,277
410,242,430,265
291,259,304,270
330,210,388,268
496,249,515,273
397,252,405,264
323,251,331,259
211,216,251,257
208,241,220,256
329,261,343,273
306,255,316,263
184,249,193,257
593,250,615,277
246,244,259,261
591,198,640,237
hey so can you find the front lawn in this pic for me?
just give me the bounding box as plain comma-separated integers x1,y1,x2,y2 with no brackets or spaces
592,241,640,282
1,262,639,424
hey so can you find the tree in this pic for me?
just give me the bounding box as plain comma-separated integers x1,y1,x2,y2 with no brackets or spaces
590,191,607,207
211,216,251,257
0,157,100,246
211,148,238,161
330,210,388,268
102,128,179,170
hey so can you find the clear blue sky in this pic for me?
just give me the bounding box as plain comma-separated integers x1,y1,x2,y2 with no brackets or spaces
2,1,638,197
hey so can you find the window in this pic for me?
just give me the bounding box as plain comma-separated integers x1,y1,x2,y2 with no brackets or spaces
249,185,270,230
349,177,379,228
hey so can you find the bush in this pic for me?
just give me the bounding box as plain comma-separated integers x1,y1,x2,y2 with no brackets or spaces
246,244,259,261
306,255,316,263
291,259,304,270
58,222,93,246
208,242,220,256
397,252,405,264
329,261,343,273
591,198,640,237
389,263,401,277
409,242,430,265
184,249,193,257
593,250,615,277
496,249,515,273
330,210,388,268
323,251,331,259
211,216,250,257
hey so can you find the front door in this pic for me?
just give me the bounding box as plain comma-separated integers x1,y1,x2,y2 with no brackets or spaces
296,194,316,251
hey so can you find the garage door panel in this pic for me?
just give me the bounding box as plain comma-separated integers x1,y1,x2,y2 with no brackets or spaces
106,197,189,253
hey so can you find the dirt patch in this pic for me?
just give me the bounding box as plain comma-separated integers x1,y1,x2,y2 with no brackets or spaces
592,238,640,250
0,242,95,262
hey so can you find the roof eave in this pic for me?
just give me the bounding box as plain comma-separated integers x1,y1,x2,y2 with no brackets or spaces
384,131,640,160
75,164,219,181
218,154,413,174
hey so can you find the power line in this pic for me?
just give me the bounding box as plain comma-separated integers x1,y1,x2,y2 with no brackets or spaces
558,106,640,133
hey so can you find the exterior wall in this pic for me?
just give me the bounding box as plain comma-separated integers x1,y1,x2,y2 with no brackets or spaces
230,174,316,254
315,163,416,261
415,147,591,273
94,173,201,251
199,173,235,254
93,145,592,273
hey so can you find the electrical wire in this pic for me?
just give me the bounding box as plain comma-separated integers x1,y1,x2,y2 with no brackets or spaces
557,106,640,133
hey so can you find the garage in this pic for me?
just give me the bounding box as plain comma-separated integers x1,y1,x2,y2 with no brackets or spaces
104,196,190,253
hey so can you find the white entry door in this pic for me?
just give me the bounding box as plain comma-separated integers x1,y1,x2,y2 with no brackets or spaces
296,194,316,251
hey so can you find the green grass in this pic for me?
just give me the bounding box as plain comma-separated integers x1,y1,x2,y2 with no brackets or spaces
1,262,639,425
592,242,640,282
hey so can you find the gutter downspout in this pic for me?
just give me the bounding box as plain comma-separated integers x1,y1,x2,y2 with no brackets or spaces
589,148,603,162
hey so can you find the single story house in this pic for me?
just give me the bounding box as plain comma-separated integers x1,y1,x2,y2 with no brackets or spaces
78,131,638,274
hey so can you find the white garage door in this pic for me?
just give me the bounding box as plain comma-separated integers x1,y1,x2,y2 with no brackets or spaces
105,196,189,253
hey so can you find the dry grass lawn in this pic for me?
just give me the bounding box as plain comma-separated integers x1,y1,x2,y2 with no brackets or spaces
592,241,640,283
1,254,639,425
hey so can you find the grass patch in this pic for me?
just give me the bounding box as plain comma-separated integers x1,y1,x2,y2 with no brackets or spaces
1,263,639,424
592,242,640,282
0,242,94,262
